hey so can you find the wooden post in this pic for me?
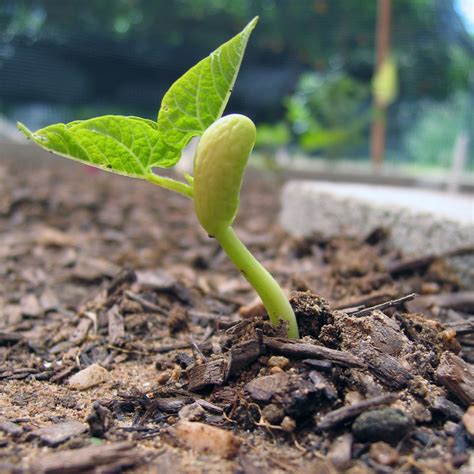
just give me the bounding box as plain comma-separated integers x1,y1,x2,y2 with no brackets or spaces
371,0,392,171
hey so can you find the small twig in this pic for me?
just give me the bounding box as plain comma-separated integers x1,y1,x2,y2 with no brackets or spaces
262,336,365,368
155,326,214,355
339,305,366,315
125,291,168,315
388,245,474,276
351,293,417,317
317,393,399,430
107,345,150,356
189,335,207,361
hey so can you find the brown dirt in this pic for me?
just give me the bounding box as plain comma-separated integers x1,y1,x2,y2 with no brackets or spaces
0,157,473,473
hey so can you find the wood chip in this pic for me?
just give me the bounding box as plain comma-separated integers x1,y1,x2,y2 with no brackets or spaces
20,293,42,318
226,339,261,377
107,305,125,344
70,318,92,345
187,358,227,392
72,257,120,281
244,373,290,402
0,421,23,437
32,420,87,446
39,288,59,312
136,269,176,289
437,351,474,406
262,336,365,368
33,441,142,473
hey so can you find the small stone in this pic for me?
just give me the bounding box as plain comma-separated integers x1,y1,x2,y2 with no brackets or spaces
157,371,171,385
368,441,399,466
270,366,284,374
244,373,290,402
178,402,205,422
352,408,414,445
268,356,290,370
69,364,110,390
420,282,440,295
327,433,352,470
262,404,285,425
38,227,74,247
173,421,241,458
462,406,474,438
280,416,296,433
444,420,459,436
32,420,87,447
20,294,42,318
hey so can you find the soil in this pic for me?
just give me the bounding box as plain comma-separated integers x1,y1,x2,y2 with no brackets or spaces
1,157,473,473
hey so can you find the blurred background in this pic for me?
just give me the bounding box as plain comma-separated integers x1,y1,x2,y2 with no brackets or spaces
1,0,473,186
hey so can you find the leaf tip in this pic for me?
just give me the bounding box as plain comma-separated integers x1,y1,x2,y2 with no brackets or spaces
248,16,259,30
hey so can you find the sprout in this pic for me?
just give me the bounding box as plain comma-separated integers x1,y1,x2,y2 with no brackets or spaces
17,17,299,339
194,114,298,338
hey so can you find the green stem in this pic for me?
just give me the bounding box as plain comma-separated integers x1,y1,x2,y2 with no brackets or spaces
147,173,194,199
215,226,299,339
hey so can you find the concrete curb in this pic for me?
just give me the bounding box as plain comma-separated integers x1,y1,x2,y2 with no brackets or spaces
279,181,474,287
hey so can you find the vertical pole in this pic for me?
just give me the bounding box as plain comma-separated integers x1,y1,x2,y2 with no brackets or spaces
371,0,392,172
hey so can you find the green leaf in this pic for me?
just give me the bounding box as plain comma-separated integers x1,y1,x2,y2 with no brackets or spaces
158,16,258,150
18,115,180,179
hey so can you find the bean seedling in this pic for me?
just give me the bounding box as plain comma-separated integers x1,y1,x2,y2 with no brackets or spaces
18,17,299,339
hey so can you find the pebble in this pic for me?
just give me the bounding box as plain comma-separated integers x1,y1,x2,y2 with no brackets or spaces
268,356,290,370
262,404,284,425
462,405,474,438
327,433,353,470
368,441,399,466
173,421,241,458
68,364,110,390
157,371,171,384
280,416,296,433
178,403,205,422
270,366,284,374
352,408,414,444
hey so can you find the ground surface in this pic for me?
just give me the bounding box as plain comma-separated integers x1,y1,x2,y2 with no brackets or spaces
1,157,473,473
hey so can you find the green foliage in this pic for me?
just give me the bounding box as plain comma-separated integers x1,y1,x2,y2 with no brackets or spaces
404,91,473,168
158,17,257,150
18,18,257,189
255,122,290,149
285,71,370,155
372,57,398,107
18,116,177,179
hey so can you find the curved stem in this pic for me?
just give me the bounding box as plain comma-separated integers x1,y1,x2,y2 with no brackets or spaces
147,173,194,199
215,226,299,339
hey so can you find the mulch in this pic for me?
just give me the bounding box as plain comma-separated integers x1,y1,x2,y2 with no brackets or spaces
1,157,473,473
